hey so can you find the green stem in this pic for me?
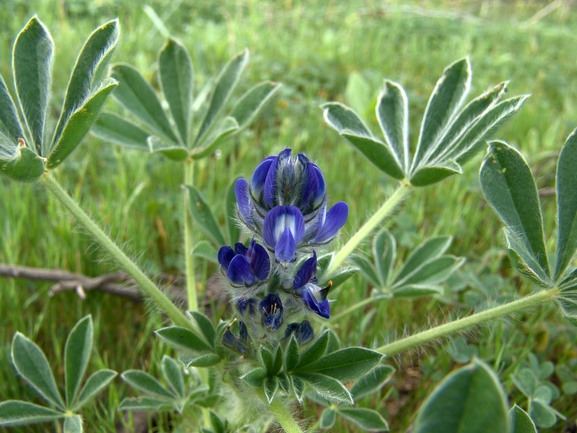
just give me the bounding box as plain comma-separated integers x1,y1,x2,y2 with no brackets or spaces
376,289,556,356
267,397,304,433
184,160,198,312
327,182,412,275
331,296,380,322
41,173,195,332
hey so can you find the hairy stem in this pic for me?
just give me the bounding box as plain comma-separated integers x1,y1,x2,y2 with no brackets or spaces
184,160,198,312
327,181,412,275
267,397,304,433
377,289,556,356
41,173,195,331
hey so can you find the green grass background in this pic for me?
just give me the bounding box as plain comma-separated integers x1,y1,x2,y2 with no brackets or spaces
1,0,577,431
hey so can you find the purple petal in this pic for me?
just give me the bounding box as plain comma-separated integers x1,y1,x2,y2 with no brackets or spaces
295,320,314,344
293,252,317,289
301,162,326,212
313,202,349,243
234,242,248,256
248,241,270,280
238,321,249,343
275,227,297,263
251,156,275,199
237,298,258,317
235,178,254,226
228,255,256,286
218,246,235,270
263,206,305,249
298,286,330,319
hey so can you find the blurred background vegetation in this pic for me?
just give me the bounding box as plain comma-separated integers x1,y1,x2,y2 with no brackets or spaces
1,0,577,431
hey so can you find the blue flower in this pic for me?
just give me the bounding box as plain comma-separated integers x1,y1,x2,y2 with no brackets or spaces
218,240,270,286
259,293,283,331
283,320,314,344
293,252,331,319
262,205,305,263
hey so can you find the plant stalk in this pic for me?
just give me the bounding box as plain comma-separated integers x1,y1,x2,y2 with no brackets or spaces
41,173,195,332
327,181,412,275
184,160,198,312
267,397,304,433
376,289,556,356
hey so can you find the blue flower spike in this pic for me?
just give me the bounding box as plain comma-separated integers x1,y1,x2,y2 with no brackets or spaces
218,240,270,286
293,252,331,319
284,320,314,345
260,293,284,331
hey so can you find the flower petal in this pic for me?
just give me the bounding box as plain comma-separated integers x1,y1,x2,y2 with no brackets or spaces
295,320,314,344
263,205,305,249
259,293,283,331
235,178,254,226
237,298,258,317
248,241,270,280
301,161,326,213
218,246,235,270
228,255,257,286
275,228,297,263
298,286,330,319
313,201,349,243
235,242,248,256
293,252,317,289
251,156,275,200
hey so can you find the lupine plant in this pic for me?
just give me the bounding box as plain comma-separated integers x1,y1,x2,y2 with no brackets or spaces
2,14,577,433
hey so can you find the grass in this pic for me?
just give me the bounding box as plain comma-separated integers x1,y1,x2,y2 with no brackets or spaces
2,0,577,431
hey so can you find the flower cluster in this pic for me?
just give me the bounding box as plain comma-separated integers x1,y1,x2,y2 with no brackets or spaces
218,149,348,352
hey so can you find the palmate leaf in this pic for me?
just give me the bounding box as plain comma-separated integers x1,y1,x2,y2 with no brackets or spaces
322,102,404,179
295,372,353,405
393,236,452,283
161,356,185,398
159,38,193,144
409,160,463,187
91,112,150,149
191,116,239,159
337,408,389,432
480,141,550,284
73,369,117,411
121,370,175,399
0,401,64,427
296,347,382,382
412,58,471,171
377,80,409,172
510,404,538,433
0,137,45,182
350,365,395,400
373,229,396,286
63,415,82,433
555,129,577,279
147,135,188,161
64,316,93,408
13,16,53,155
194,49,249,145
413,359,509,433
229,81,282,129
185,185,227,247
0,75,24,141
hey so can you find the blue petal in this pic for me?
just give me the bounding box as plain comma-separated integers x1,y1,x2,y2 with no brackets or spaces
298,286,330,319
313,202,349,243
259,293,283,331
293,252,317,289
301,162,326,213
275,228,297,263
248,241,270,280
235,242,248,256
238,321,249,344
263,206,305,251
228,255,257,286
218,246,235,270
222,328,248,355
251,156,275,200
295,320,314,344
237,298,258,317
235,178,254,226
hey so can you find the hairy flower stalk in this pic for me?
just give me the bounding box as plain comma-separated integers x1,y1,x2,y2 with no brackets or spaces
218,149,348,352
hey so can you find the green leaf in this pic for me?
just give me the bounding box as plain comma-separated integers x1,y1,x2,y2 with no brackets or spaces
64,316,93,408
412,359,509,433
161,356,185,398
192,240,219,263
291,376,305,403
209,410,226,433
393,236,453,284
121,370,175,399
63,415,82,433
195,49,249,144
413,58,471,169
555,129,577,279
230,81,281,129
148,135,188,160
240,367,265,388
191,116,239,159
264,377,279,403
393,284,443,298
0,74,24,141
47,81,117,168
480,141,550,283
52,19,119,148
284,336,300,372
188,311,216,349
0,401,63,427
119,397,173,411
11,332,64,410
350,255,381,287
155,326,214,353
409,161,463,186
337,408,389,431
111,63,178,143
350,365,395,400
73,369,117,410
451,96,528,165
296,329,330,368
180,353,221,368
91,112,150,149
377,80,409,172
0,140,45,182
225,175,241,244
324,266,357,290
320,408,336,429
322,102,404,179
373,229,396,287
394,256,464,287
509,405,537,433
158,38,193,144
271,345,283,376
296,372,353,404
297,347,383,382
434,81,508,163
260,346,274,374
530,400,557,428
13,16,53,154
185,186,226,247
